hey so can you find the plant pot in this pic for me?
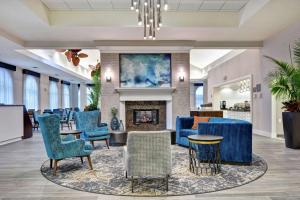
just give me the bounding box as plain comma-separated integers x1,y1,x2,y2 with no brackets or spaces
111,116,120,131
282,112,300,149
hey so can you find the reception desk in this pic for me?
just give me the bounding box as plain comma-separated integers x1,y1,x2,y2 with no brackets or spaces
0,105,32,145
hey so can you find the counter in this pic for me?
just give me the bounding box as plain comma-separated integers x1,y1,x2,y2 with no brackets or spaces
0,105,32,145
190,109,252,123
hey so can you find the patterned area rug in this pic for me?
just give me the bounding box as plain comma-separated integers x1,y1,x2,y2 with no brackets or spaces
41,145,267,196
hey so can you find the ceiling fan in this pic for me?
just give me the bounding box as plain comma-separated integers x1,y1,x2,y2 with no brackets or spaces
57,49,88,66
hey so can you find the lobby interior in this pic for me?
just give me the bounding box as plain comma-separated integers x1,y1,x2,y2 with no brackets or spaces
1,0,300,199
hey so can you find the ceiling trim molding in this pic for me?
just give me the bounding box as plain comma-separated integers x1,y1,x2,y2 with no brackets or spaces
24,41,96,49
193,41,263,48
0,29,24,47
23,40,263,51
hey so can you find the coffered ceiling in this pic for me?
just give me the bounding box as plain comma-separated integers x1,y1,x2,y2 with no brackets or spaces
41,0,250,12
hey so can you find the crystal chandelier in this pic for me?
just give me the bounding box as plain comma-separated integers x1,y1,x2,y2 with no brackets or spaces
130,0,168,40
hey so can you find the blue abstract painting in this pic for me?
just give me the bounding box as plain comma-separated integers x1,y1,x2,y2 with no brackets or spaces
120,54,171,88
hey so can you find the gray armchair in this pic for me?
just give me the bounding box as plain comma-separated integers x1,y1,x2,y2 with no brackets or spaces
124,131,172,192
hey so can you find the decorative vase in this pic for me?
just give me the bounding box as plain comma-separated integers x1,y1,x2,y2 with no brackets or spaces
119,120,124,131
111,116,120,130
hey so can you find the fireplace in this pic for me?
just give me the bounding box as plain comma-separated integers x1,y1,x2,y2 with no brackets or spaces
133,109,159,125
125,101,166,131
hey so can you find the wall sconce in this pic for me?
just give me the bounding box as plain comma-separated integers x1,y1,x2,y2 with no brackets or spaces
178,69,184,82
105,69,112,82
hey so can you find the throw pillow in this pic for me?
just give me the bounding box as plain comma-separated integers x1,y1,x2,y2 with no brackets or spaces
192,116,210,130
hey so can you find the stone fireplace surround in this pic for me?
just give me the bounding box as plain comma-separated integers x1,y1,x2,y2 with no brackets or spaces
125,101,166,131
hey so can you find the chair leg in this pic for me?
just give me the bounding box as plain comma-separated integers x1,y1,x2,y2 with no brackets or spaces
131,176,134,193
87,155,93,170
50,159,53,169
70,123,72,130
53,160,58,176
105,139,110,149
90,141,95,148
166,175,169,191
80,157,83,164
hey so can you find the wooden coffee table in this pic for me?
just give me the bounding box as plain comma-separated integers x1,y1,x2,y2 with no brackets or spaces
60,130,82,139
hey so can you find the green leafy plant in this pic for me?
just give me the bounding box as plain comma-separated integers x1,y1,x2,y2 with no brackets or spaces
266,40,300,112
85,63,101,111
111,107,118,117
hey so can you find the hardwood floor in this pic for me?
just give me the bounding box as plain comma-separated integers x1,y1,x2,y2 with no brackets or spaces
0,132,300,200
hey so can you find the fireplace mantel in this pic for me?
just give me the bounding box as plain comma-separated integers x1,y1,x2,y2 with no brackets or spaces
115,87,176,102
117,87,174,129
115,87,176,94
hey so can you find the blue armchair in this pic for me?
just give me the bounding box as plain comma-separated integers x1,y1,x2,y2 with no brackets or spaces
74,110,110,149
176,116,252,164
38,114,93,175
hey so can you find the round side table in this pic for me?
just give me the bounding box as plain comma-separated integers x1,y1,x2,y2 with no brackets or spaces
188,134,223,175
60,130,82,139
109,131,128,146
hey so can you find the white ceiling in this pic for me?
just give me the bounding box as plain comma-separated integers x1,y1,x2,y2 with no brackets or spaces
0,0,300,81
190,49,232,69
41,0,249,12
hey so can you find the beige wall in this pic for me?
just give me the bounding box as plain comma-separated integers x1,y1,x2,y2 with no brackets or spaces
171,53,190,127
100,53,190,129
100,53,120,124
207,49,267,135
207,21,300,138
262,21,300,137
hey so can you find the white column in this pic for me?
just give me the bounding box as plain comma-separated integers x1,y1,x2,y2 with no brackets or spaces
80,84,87,110
13,67,23,105
39,74,49,111
57,81,62,108
166,101,173,129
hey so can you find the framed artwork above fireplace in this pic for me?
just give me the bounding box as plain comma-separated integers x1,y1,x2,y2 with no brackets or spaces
120,54,171,88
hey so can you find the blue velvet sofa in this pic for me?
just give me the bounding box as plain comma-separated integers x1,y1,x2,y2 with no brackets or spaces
176,116,252,164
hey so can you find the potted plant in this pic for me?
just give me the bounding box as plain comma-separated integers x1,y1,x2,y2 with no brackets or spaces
110,107,119,130
266,40,300,149
84,62,101,111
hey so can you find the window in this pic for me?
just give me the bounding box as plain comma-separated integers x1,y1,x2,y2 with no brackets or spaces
49,81,58,110
62,84,70,108
86,86,92,104
195,86,204,109
0,68,13,104
24,75,39,110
